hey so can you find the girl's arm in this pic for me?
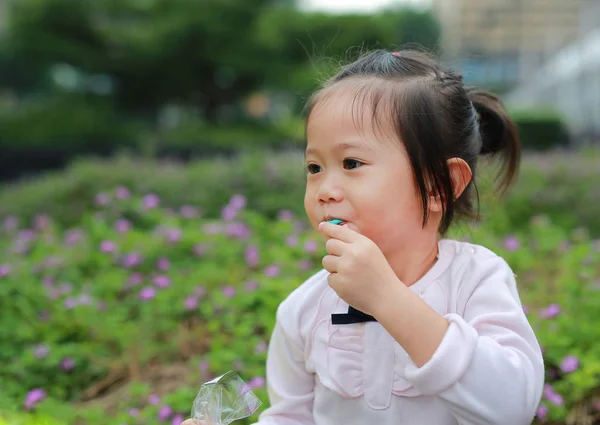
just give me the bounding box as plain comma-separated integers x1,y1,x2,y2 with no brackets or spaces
374,257,544,425
249,303,316,425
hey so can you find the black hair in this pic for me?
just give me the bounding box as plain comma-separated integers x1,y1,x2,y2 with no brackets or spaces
305,49,520,235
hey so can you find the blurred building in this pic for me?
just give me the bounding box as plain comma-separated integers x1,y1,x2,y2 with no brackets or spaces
505,28,600,143
502,1,600,143
431,0,594,88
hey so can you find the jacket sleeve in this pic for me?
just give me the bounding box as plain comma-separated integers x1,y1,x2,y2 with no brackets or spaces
403,257,545,425
252,302,316,425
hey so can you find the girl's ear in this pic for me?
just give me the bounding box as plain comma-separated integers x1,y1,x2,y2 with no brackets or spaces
427,158,472,213
447,157,472,200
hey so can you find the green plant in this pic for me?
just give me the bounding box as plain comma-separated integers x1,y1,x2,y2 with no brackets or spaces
0,187,599,424
2,148,600,237
510,107,570,151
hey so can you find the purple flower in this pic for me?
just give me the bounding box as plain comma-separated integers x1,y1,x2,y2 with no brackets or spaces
298,259,312,271
184,296,198,311
139,287,156,301
180,205,200,218
156,257,170,271
64,298,78,309
100,240,116,253
45,256,62,269
78,294,92,305
503,236,520,252
64,229,83,245
115,186,131,200
221,205,238,221
24,388,46,410
304,239,318,253
4,216,19,230
122,252,143,268
33,344,50,359
245,280,258,291
286,235,298,247
172,414,184,425
128,272,143,286
194,285,206,297
222,286,236,298
95,193,110,207
229,194,247,210
34,215,51,230
247,376,265,390
264,265,280,277
522,304,529,315
204,223,224,234
539,303,560,319
193,243,207,256
560,355,579,373
226,222,250,239
245,246,259,267
255,341,267,354
143,194,160,209
158,405,173,421
148,394,160,405
153,275,171,288
115,219,131,233
536,403,548,421
199,360,209,372
128,408,140,417
165,228,182,243
0,263,10,278
18,229,36,242
60,357,75,371
543,384,564,406
277,209,294,221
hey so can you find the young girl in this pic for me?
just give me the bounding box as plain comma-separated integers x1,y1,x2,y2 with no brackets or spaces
184,49,545,425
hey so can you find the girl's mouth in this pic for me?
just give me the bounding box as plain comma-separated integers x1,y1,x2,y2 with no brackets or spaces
325,217,346,225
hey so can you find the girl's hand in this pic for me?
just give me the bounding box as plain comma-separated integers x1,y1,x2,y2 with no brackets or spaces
318,221,399,316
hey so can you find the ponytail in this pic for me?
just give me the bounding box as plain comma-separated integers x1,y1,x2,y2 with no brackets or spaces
468,88,521,194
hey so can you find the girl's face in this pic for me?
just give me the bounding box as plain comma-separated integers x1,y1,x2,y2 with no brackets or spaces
304,87,433,258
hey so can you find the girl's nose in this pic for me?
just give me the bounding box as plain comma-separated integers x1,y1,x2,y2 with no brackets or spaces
317,176,343,203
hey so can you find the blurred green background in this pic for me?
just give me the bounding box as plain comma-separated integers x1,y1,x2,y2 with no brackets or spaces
0,0,599,424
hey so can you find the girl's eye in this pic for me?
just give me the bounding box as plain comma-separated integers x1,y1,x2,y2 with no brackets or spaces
306,163,321,174
343,159,364,170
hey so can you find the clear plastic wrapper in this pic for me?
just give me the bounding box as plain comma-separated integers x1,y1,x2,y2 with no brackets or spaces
191,371,262,425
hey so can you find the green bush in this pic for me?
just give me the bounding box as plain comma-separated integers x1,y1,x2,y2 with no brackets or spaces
0,95,139,152
0,94,301,180
0,191,598,425
0,192,316,424
156,120,299,158
510,108,571,151
0,94,142,180
0,151,307,230
1,148,599,237
0,412,61,425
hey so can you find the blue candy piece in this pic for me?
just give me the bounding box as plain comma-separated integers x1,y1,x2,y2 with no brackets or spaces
328,219,344,225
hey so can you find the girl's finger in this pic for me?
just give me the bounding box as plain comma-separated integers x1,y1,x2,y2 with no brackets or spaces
322,255,338,273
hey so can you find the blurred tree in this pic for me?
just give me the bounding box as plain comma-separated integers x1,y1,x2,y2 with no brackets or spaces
3,0,280,123
3,0,440,123
0,0,442,181
255,7,441,97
